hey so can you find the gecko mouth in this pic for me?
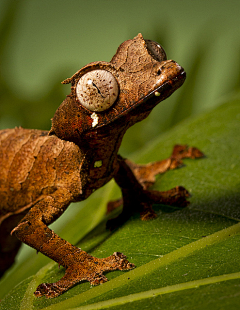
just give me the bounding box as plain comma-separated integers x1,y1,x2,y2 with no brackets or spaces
92,68,186,130
143,69,186,112
119,68,186,116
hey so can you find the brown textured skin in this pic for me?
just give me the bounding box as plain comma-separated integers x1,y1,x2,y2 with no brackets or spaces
0,34,203,298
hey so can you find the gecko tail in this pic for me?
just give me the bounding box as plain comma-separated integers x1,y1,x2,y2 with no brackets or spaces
0,243,21,278
0,214,23,278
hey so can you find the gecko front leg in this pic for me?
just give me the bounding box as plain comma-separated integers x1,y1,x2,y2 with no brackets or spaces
107,145,204,228
12,188,134,298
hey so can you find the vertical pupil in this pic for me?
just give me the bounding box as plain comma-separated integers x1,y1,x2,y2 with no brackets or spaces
76,70,119,112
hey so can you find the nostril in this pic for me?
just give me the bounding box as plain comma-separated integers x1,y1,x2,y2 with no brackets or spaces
157,69,161,75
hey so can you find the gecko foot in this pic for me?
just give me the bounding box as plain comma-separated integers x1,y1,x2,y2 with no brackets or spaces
34,283,65,299
139,186,190,220
34,252,134,298
126,144,204,189
107,185,190,230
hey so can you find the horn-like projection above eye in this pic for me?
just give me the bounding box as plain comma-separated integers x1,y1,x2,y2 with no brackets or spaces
76,70,119,112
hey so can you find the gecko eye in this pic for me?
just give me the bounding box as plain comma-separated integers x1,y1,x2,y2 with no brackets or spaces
145,39,167,62
76,70,119,112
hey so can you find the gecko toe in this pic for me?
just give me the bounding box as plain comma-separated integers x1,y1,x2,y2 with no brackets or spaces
34,282,65,298
89,273,108,285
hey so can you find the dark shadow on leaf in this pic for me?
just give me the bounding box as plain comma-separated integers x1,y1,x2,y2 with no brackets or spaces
154,204,185,214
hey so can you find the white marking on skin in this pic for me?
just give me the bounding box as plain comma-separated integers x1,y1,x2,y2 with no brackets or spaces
87,79,93,85
91,112,98,127
155,91,161,96
94,160,103,168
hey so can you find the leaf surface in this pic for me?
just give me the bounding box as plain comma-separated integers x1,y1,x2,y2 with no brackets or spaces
1,98,239,310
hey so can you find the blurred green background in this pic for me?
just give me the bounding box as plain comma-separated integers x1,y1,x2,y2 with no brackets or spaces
1,0,240,156
0,1,240,305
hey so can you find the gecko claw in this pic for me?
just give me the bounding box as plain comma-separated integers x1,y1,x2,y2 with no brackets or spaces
34,283,64,298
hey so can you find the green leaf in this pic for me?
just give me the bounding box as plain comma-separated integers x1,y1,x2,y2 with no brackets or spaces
0,97,239,310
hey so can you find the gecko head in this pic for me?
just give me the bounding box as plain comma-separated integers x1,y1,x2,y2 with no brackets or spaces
50,33,185,143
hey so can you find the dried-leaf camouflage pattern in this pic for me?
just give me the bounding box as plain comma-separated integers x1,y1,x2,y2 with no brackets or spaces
0,34,203,298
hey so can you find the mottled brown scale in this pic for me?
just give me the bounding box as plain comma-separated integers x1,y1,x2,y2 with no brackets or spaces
0,33,204,298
